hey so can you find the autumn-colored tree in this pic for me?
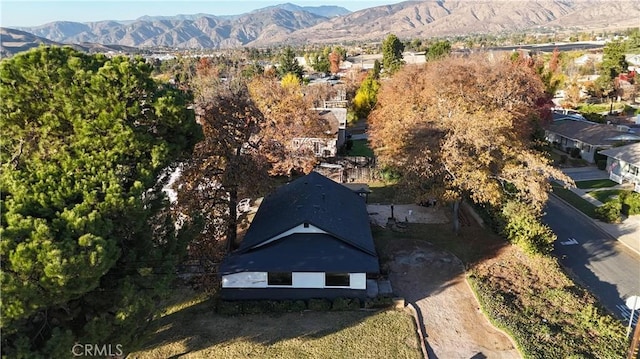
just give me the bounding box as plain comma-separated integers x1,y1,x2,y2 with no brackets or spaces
549,47,561,74
329,49,342,74
176,68,328,279
368,55,572,233
249,75,330,174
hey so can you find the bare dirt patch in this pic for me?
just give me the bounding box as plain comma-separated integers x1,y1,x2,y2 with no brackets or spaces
380,230,521,359
368,204,448,227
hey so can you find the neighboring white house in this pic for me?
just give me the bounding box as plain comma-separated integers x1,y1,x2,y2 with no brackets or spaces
599,142,640,193
292,107,347,157
545,118,640,163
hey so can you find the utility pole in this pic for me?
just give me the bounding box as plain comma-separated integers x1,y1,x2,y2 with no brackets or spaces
628,320,640,359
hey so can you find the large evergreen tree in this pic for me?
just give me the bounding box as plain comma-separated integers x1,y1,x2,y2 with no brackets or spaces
0,46,199,357
382,34,405,75
277,46,304,80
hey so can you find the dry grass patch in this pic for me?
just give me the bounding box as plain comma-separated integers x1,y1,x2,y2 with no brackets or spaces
470,246,627,358
130,288,421,359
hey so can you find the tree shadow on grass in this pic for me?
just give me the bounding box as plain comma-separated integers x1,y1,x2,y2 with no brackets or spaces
134,300,420,358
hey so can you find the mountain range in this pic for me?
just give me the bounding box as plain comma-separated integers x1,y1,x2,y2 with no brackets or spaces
3,1,640,54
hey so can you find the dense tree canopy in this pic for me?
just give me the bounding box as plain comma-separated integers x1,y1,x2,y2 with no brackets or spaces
368,55,570,231
175,64,328,278
425,40,451,61
0,46,199,356
278,46,304,80
382,34,405,75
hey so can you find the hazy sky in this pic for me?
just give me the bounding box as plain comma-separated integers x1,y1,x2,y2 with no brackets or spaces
1,0,399,27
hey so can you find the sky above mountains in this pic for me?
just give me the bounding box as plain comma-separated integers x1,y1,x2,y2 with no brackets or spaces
1,0,397,27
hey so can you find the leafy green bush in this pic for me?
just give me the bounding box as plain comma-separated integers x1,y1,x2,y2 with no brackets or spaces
308,298,332,311
622,191,640,215
332,297,361,311
595,200,622,223
364,296,393,309
569,147,581,159
582,112,606,123
500,201,556,255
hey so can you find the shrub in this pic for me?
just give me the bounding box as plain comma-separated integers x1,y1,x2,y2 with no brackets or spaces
559,155,568,164
500,201,556,255
622,191,640,216
292,300,307,312
569,147,581,159
595,200,622,223
582,112,606,123
596,160,607,170
364,296,393,309
217,301,242,315
308,298,331,311
241,300,269,314
331,297,361,311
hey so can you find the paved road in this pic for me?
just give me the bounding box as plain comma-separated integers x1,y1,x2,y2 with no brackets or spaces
543,196,640,325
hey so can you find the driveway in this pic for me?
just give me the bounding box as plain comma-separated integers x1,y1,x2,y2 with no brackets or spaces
386,240,520,359
561,166,609,182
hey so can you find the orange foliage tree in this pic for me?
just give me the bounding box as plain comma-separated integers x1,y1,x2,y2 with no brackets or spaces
175,66,329,280
368,54,572,232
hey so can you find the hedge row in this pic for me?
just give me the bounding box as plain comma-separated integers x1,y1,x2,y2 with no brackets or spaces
595,191,640,223
216,296,394,316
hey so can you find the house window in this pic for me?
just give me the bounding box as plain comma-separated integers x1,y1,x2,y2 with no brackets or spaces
268,272,292,286
325,273,350,287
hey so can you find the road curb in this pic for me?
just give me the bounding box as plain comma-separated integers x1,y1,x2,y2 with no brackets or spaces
549,193,640,256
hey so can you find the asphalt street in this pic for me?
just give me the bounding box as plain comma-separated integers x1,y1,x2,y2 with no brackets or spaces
543,196,640,325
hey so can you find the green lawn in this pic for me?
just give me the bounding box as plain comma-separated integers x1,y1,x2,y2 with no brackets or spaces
588,189,628,203
575,179,618,189
348,139,374,157
551,183,598,218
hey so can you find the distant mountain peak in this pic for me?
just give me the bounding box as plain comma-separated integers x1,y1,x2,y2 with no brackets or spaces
8,1,640,53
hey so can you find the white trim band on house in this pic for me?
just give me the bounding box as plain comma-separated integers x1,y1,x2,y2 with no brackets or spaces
221,272,367,290
250,223,329,249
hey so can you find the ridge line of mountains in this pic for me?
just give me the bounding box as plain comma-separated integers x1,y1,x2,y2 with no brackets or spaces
2,0,640,56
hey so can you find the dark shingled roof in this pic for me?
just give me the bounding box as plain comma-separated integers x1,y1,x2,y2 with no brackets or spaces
220,172,379,275
220,234,379,275
238,171,375,256
548,120,640,146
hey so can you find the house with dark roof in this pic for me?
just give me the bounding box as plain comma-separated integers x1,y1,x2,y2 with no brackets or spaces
599,142,640,193
545,119,640,163
219,171,380,300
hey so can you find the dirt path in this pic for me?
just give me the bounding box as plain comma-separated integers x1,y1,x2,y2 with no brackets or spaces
387,240,521,359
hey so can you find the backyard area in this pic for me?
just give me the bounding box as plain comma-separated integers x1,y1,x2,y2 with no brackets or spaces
347,139,374,158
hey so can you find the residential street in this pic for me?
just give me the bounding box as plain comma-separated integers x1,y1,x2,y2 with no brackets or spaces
543,196,640,324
